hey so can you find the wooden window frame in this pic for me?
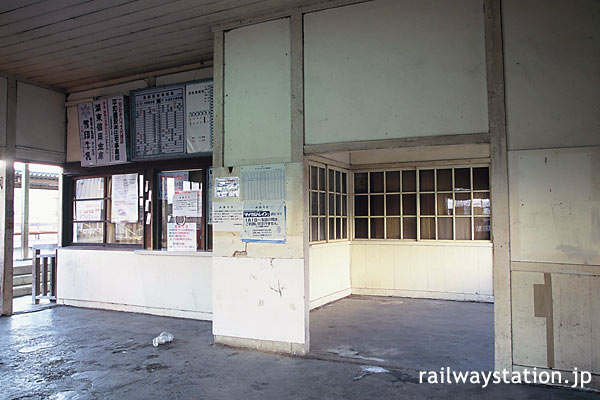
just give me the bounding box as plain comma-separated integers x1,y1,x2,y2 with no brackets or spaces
309,162,349,244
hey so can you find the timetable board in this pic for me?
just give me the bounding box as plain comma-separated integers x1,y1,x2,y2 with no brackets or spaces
186,81,213,153
132,85,186,159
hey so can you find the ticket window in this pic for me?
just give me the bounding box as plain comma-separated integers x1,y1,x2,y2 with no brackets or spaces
158,169,205,251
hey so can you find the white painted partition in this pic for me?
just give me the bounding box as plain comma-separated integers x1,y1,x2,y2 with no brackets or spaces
309,242,351,309
351,242,493,302
57,249,212,320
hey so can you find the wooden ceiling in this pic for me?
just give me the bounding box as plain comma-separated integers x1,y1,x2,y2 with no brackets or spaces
0,0,330,92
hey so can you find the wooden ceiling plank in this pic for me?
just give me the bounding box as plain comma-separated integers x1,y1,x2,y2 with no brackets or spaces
23,36,213,79
0,0,262,69
0,0,47,15
0,0,246,51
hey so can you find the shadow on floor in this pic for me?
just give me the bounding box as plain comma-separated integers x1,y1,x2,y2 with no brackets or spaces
310,295,494,372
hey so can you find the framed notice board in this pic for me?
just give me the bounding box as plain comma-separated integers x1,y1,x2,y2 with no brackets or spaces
130,79,213,161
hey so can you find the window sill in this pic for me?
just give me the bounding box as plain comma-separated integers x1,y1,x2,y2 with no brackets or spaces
134,250,213,257
62,245,141,251
350,239,493,247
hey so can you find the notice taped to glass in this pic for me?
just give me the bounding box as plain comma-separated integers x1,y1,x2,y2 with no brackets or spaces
167,222,197,251
241,200,285,243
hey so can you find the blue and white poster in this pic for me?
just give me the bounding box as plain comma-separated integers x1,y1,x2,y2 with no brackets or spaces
241,200,286,243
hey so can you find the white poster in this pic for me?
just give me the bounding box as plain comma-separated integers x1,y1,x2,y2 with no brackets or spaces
241,164,285,201
167,222,197,251
76,200,102,221
77,102,96,166
107,96,128,164
241,200,286,243
185,81,213,153
92,99,110,165
207,168,214,224
212,202,243,232
215,177,239,198
173,190,202,217
111,173,139,223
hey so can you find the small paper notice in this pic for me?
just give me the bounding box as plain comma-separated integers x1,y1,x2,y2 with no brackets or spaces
173,190,202,217
215,177,239,198
167,222,197,251
212,202,243,231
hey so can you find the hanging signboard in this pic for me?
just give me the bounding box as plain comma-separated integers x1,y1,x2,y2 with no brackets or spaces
167,222,197,251
186,81,213,153
77,95,130,167
241,200,286,243
77,102,96,167
111,173,139,223
130,79,213,161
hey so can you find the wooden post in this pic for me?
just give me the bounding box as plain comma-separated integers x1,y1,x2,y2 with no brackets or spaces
484,0,513,371
42,256,48,297
21,163,30,260
213,30,225,168
0,77,16,316
32,248,40,304
51,251,57,300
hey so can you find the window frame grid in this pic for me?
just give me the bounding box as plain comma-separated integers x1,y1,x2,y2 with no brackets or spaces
352,164,491,242
309,162,349,244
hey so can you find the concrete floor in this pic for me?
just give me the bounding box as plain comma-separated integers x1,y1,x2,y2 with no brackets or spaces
310,295,493,372
0,306,596,399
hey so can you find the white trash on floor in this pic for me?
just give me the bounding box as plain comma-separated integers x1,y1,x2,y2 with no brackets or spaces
152,332,174,347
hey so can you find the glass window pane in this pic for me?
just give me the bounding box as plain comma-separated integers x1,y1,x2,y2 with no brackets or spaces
403,217,417,239
370,172,384,193
319,192,326,215
311,192,318,216
329,217,335,240
473,167,489,190
335,194,341,216
437,193,453,216
76,177,104,199
438,217,453,240
456,217,472,240
355,173,368,194
473,192,491,215
342,218,348,239
402,194,416,215
342,173,347,194
335,171,341,193
474,217,491,240
318,167,326,191
342,195,347,216
454,168,471,191
386,171,400,192
310,166,318,190
455,193,471,215
336,218,341,240
311,218,318,241
355,218,368,239
420,194,435,216
74,200,104,221
319,217,326,241
419,169,434,191
329,169,335,192
386,194,400,215
329,193,335,215
370,195,384,216
420,217,435,239
370,218,384,239
386,217,401,239
355,195,368,216
107,222,143,244
73,222,103,243
402,170,416,192
436,169,452,191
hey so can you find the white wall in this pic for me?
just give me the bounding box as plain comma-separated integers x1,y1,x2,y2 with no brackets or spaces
16,82,66,163
351,242,493,302
57,249,212,320
309,242,351,309
224,18,291,166
504,0,600,376
503,0,600,150
303,0,488,145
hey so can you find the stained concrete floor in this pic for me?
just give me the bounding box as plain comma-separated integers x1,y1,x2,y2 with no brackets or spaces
310,295,493,372
0,306,596,399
